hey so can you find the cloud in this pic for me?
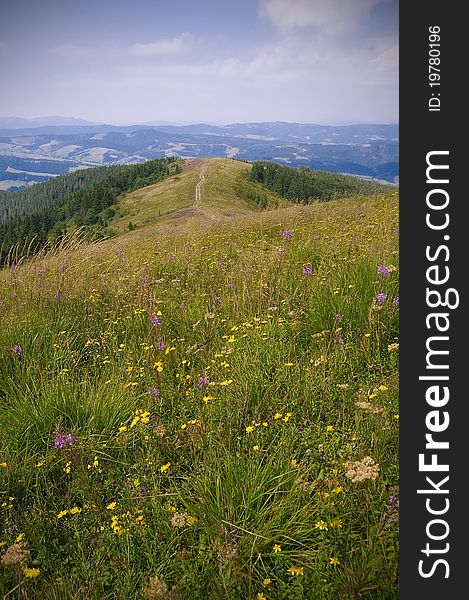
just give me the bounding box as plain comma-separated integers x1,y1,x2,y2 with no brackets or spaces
130,32,194,56
259,0,379,33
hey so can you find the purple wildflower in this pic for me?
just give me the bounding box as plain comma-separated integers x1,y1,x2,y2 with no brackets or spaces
54,291,59,301
334,314,343,322
198,376,210,387
303,266,313,276
11,292,17,299
156,342,166,350
336,335,345,347
213,295,222,305
139,274,149,283
167,255,175,262
64,433,76,446
36,268,45,276
58,263,68,273
54,435,65,449
55,433,76,448
313,233,320,240
148,386,160,397
392,296,400,307
11,345,22,357
282,229,292,240
150,314,160,327
376,293,387,303
378,265,391,276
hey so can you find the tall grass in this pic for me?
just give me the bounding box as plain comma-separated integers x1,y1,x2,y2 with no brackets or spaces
0,191,399,599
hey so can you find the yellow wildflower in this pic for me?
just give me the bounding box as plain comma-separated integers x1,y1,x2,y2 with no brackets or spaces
272,544,282,553
160,462,171,473
22,566,40,578
288,566,304,576
57,510,68,519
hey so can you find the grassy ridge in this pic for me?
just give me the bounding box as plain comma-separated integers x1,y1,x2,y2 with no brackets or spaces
112,158,288,233
0,187,399,599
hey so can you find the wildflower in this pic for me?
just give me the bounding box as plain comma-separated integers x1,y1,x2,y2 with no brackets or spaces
334,313,343,322
148,386,160,397
54,435,65,449
287,566,304,576
257,594,267,600
274,412,283,420
315,520,328,530
376,293,387,303
149,314,160,327
160,462,171,473
329,557,340,566
1,542,30,567
345,456,380,483
272,544,282,553
290,458,299,469
262,578,272,587
198,376,210,387
213,295,222,304
326,425,334,432
388,342,399,352
253,445,260,452
156,341,166,350
392,296,400,307
245,425,254,433
377,265,391,276
303,266,313,275
70,506,82,515
64,433,76,446
170,512,194,528
57,510,68,519
106,502,117,510
11,345,22,357
282,229,292,239
330,518,343,529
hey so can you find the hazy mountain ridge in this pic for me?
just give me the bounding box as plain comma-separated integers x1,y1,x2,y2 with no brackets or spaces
0,120,399,189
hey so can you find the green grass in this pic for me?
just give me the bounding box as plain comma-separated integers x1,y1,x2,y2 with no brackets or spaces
0,166,399,599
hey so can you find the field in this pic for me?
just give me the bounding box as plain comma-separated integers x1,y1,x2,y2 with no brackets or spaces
0,161,399,599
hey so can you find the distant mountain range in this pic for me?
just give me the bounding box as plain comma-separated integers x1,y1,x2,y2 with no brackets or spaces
0,117,399,190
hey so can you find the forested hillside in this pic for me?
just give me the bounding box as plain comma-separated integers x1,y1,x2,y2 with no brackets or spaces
249,161,390,202
0,158,177,263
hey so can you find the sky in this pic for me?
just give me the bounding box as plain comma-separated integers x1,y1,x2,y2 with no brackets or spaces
0,0,398,125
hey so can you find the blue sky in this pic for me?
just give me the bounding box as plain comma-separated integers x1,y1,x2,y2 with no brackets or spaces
0,0,398,125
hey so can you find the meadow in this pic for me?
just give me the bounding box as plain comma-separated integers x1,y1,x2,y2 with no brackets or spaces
0,172,399,599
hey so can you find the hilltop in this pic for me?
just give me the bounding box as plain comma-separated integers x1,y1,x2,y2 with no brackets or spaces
112,158,288,233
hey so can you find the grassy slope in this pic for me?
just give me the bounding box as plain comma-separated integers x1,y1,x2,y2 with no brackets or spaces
0,168,399,600
112,158,288,233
